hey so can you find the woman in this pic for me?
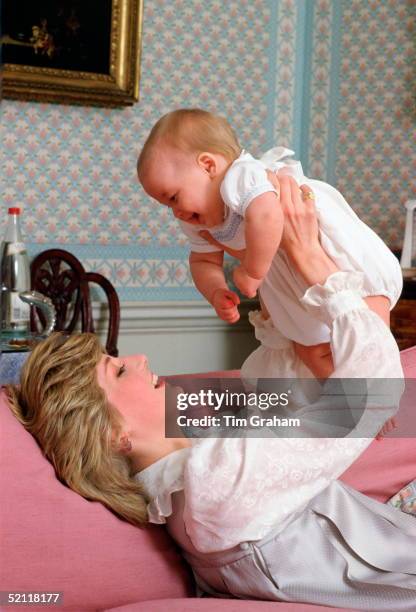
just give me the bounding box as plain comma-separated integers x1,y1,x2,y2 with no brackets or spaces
8,177,415,610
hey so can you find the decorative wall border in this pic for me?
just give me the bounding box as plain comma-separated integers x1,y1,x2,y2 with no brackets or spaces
306,0,334,180
273,0,299,148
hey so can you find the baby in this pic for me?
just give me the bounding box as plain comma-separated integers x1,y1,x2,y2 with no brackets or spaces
137,109,403,378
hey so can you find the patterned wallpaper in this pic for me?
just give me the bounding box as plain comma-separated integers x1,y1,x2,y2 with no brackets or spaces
333,0,415,247
0,0,415,301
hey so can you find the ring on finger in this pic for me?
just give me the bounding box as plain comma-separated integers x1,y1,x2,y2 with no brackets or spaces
301,190,315,201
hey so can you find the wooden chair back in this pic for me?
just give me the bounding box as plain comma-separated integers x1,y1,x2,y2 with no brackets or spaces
30,249,120,356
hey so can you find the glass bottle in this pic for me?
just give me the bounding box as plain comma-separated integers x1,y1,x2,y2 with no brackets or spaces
0,207,31,336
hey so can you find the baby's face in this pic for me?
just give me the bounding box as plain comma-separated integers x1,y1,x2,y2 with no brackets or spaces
140,146,225,227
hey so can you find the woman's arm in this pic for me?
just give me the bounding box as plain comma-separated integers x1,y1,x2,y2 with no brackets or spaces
184,269,404,552
268,172,391,324
269,173,339,284
268,173,391,380
184,176,404,554
199,173,402,381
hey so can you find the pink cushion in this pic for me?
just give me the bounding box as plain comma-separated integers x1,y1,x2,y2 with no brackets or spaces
340,345,416,500
104,598,356,612
0,390,193,611
340,435,416,501
400,344,416,377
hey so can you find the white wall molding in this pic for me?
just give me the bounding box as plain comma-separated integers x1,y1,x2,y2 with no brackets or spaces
118,300,255,332
93,300,259,375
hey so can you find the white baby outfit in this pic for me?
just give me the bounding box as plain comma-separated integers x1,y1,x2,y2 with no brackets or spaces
135,272,415,610
179,148,403,378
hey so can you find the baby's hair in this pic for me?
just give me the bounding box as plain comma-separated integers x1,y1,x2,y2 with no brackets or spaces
137,108,241,177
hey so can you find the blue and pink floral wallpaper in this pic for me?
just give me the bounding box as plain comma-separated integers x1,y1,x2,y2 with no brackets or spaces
1,0,415,301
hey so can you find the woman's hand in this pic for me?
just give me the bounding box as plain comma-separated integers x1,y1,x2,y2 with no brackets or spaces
266,171,338,286
265,170,319,255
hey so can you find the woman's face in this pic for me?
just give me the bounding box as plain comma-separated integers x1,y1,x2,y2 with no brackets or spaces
96,354,166,441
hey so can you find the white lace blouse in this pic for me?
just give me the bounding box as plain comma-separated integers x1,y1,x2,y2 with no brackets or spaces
135,271,404,554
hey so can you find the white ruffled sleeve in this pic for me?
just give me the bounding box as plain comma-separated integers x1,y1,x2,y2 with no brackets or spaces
182,271,404,553
300,270,366,327
135,448,189,524
301,271,403,378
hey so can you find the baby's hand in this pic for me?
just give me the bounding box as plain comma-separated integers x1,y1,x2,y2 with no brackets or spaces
233,265,262,299
212,288,240,323
376,416,397,440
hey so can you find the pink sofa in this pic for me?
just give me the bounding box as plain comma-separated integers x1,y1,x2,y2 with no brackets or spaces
1,347,416,612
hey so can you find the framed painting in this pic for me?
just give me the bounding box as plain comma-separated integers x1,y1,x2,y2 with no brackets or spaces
1,0,143,107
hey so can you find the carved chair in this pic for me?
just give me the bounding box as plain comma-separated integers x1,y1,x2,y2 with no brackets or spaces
30,249,120,356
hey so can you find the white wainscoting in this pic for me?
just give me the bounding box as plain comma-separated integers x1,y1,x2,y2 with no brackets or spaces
93,300,260,375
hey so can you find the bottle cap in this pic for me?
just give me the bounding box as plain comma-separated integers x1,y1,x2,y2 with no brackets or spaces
8,207,21,214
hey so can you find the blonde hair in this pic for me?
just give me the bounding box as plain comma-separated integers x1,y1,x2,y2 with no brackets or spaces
137,108,241,177
7,332,148,526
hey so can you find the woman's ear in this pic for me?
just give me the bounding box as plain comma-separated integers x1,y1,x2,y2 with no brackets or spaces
117,434,133,455
197,152,218,177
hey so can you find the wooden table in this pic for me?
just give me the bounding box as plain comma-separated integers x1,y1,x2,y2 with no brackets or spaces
391,273,416,350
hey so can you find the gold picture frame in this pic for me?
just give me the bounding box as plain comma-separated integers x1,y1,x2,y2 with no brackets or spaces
1,0,143,107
